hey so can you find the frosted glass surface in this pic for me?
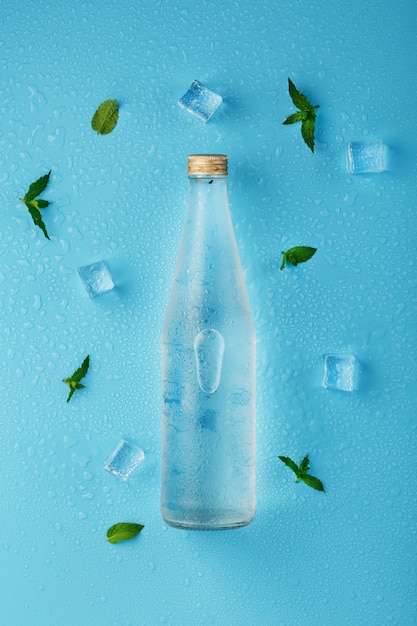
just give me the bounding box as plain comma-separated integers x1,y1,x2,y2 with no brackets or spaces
1,0,416,624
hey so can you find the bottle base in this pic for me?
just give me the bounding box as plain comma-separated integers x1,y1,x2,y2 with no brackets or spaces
161,507,255,531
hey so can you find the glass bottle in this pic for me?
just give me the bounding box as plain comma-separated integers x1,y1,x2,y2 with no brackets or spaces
161,154,256,530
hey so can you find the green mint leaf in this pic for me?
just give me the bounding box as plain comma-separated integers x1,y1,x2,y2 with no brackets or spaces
287,78,312,111
279,453,325,492
283,111,306,125
20,171,52,239
301,113,317,152
62,355,90,402
278,455,299,476
91,99,119,135
27,198,50,210
70,355,90,382
65,386,76,403
286,246,317,266
280,246,317,270
298,454,310,475
300,474,325,492
284,79,319,151
106,522,144,544
27,205,50,240
23,171,51,202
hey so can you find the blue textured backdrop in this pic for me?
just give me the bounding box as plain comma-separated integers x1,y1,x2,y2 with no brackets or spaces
1,1,417,624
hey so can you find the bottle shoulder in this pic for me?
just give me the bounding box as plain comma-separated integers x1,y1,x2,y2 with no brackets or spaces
162,301,256,344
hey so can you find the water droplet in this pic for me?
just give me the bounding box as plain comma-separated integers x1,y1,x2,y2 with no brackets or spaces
194,329,225,394
67,226,83,239
63,436,78,449
27,84,47,112
71,452,91,467
59,239,70,252
47,126,66,148
33,294,42,310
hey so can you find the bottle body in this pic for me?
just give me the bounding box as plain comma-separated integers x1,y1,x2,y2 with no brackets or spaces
161,157,256,530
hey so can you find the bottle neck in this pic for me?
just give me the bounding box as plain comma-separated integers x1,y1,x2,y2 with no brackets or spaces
188,175,227,184
187,175,228,215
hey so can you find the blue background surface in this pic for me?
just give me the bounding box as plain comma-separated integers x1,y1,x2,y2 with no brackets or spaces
1,1,417,624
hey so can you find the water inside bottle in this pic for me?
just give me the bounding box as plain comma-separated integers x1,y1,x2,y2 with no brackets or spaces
193,329,225,394
161,338,256,529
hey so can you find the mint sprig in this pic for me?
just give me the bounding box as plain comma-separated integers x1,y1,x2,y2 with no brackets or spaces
91,100,119,135
280,246,317,270
19,171,52,239
62,355,90,403
278,454,325,492
283,78,319,152
106,522,144,544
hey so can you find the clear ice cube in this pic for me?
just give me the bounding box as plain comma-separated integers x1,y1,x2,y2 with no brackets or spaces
322,355,357,392
347,141,388,174
78,260,114,297
178,80,223,122
104,438,145,481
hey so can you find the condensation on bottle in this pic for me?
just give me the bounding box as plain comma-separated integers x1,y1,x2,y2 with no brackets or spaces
161,154,256,530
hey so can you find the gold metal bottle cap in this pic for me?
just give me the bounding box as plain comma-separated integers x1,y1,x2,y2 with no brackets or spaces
187,154,228,176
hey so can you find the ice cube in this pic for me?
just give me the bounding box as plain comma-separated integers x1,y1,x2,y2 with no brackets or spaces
347,141,388,174
104,438,145,481
322,355,357,392
178,80,223,122
78,260,114,297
